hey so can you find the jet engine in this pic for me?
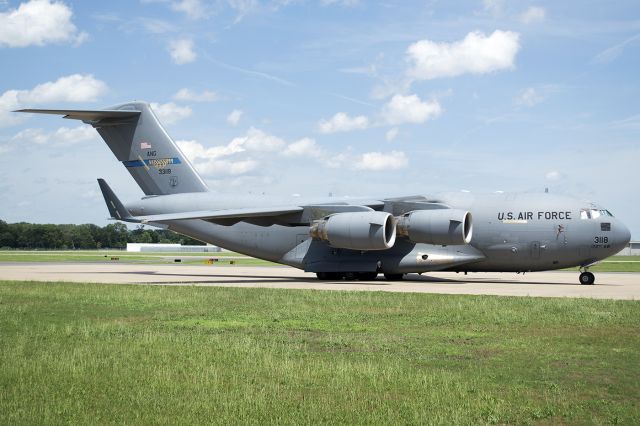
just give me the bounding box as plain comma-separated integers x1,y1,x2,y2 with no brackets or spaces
396,209,473,245
309,211,396,250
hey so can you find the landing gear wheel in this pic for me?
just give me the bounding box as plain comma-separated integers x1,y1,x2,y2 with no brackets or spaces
343,272,359,281
357,272,378,281
384,273,404,281
579,272,595,285
316,272,344,280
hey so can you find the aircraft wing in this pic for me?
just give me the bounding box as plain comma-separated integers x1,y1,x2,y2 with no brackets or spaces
136,206,305,224
135,204,379,226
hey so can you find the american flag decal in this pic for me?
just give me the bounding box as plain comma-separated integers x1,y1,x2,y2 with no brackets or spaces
140,141,152,149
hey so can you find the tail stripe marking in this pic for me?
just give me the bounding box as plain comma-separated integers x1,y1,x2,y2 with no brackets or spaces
122,157,182,168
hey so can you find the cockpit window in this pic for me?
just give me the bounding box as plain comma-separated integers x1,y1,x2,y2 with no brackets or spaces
580,208,614,220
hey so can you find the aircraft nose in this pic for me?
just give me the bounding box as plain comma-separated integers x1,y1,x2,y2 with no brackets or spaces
615,220,631,250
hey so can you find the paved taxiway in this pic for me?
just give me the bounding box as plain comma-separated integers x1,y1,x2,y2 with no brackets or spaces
1,262,639,299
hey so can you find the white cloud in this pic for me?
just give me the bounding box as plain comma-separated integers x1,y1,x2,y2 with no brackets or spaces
516,87,543,107
227,0,260,24
520,6,546,24
385,127,399,142
173,88,217,102
406,30,520,81
545,171,564,181
138,17,176,34
49,126,97,145
355,150,408,171
382,94,442,125
0,74,107,127
515,85,560,107
177,127,284,163
609,113,640,130
177,139,257,176
482,0,504,17
168,38,196,64
150,102,192,124
227,109,243,126
5,125,97,153
0,0,87,48
593,34,640,64
235,127,285,151
196,158,258,176
321,0,360,6
283,138,323,158
318,112,369,134
176,127,285,176
3,74,105,106
20,74,106,104
10,128,48,145
171,0,208,19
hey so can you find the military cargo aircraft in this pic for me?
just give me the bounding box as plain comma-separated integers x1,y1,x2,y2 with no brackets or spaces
18,102,631,284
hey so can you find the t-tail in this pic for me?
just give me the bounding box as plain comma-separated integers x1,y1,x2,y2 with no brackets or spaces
17,102,209,195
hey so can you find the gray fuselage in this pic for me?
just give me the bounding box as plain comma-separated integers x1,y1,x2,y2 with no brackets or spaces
126,191,630,275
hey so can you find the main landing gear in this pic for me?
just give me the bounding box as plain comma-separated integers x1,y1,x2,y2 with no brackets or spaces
579,268,595,285
316,272,377,281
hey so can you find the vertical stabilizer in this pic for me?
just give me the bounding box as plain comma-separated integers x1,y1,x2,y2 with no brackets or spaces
18,102,209,195
94,102,208,195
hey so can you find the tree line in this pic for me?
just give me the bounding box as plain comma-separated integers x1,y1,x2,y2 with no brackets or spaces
0,220,204,249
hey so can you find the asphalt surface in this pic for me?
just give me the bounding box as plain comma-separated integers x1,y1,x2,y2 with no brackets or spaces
1,262,639,299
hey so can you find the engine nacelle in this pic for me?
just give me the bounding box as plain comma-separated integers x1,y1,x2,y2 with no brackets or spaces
396,209,472,245
309,211,396,250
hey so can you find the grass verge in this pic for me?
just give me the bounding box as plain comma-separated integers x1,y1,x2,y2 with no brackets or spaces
0,250,275,266
1,281,638,424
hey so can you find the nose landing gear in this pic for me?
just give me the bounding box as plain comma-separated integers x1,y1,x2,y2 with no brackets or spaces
579,268,595,285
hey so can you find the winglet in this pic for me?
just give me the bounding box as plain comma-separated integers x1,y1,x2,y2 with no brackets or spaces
97,179,137,222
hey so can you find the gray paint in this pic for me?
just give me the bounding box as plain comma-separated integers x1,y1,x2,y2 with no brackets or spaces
17,102,631,283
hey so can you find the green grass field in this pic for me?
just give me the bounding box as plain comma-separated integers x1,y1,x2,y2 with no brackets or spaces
1,282,638,424
0,250,275,266
568,256,640,272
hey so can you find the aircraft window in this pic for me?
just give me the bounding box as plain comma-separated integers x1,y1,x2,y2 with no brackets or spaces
601,223,611,231
581,208,615,220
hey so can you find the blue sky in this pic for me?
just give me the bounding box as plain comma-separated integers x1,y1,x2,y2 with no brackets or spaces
0,0,638,237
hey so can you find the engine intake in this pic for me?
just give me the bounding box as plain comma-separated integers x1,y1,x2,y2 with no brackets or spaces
396,209,472,245
309,211,396,250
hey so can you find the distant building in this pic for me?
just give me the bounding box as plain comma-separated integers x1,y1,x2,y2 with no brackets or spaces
126,243,221,253
617,241,640,256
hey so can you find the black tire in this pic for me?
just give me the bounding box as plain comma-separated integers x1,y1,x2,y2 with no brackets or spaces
343,272,358,281
384,273,404,281
357,272,378,281
579,272,595,285
316,272,330,280
317,272,346,280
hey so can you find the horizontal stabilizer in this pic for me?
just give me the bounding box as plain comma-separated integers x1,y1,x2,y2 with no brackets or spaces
97,178,136,222
135,206,305,224
16,109,140,122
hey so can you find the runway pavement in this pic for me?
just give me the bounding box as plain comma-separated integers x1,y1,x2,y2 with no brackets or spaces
1,262,639,299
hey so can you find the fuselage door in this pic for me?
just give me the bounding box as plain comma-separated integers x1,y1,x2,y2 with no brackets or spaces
531,241,540,259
